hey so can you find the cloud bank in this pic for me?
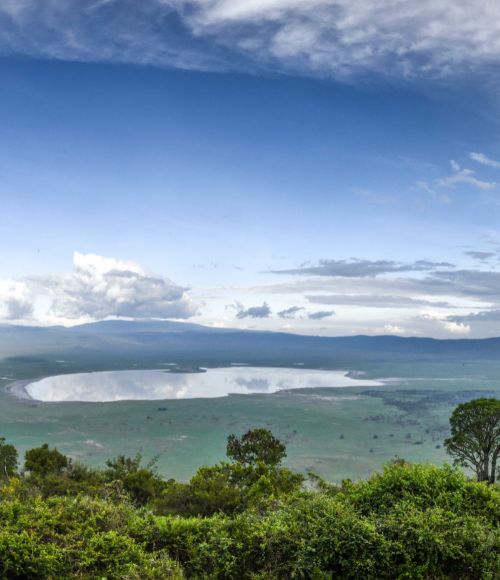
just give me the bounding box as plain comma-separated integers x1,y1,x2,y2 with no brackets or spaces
3,249,500,338
0,251,197,324
3,1,500,79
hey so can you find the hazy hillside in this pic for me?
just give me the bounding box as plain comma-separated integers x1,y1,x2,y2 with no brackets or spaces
1,321,499,367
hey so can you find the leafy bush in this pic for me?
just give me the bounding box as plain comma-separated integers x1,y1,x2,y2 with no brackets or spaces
0,429,498,578
105,453,166,506
0,492,183,579
341,461,500,521
24,444,68,477
158,461,304,517
156,463,500,579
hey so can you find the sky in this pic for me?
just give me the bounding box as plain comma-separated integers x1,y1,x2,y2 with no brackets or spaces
1,1,500,337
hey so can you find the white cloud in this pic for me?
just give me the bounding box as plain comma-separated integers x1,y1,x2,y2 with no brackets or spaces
437,161,496,190
417,156,498,202
3,1,500,78
0,279,33,321
383,324,405,334
31,251,197,322
470,152,500,169
442,320,470,335
418,313,471,335
187,0,500,77
1,248,498,338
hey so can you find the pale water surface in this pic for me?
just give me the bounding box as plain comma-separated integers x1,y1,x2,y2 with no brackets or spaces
26,367,382,402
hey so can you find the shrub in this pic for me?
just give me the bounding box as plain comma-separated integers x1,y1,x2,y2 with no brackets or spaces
0,494,183,579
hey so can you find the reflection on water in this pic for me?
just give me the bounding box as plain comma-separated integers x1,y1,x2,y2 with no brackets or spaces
25,367,381,402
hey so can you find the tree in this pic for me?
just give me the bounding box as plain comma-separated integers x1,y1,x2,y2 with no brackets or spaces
25,444,68,477
159,429,301,517
105,454,164,506
0,437,18,479
444,398,500,483
226,428,287,467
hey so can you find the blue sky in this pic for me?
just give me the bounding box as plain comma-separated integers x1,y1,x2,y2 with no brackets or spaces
1,1,500,337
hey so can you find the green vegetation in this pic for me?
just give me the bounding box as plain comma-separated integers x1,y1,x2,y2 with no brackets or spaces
0,437,17,479
226,427,287,466
0,406,499,578
445,398,500,483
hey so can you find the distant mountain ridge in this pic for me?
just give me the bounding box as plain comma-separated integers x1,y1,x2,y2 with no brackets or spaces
0,320,499,366
66,319,212,334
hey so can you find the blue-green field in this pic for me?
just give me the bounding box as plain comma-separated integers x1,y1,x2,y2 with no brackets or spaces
2,336,499,482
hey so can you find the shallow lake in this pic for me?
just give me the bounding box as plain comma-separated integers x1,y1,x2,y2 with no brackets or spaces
25,367,381,402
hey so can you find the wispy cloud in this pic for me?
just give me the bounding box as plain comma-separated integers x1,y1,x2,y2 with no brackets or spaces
248,251,500,337
270,258,453,278
3,1,500,79
470,152,500,169
417,157,498,202
464,250,496,262
306,294,452,309
437,160,496,191
308,310,335,320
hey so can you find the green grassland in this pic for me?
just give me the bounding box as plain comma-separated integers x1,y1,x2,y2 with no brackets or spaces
1,355,499,482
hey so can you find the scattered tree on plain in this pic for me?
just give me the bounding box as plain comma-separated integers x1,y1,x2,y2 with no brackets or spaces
445,397,500,483
226,427,287,466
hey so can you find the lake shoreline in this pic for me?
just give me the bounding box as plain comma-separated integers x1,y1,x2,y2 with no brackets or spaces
6,378,44,403
11,367,383,404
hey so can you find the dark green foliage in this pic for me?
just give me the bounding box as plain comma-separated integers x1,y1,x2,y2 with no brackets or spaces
0,492,183,579
104,453,165,506
0,438,18,479
0,426,498,579
226,428,286,467
341,460,500,521
24,443,68,477
158,461,304,517
158,429,302,517
157,463,500,579
20,445,166,503
445,397,500,483
25,460,106,498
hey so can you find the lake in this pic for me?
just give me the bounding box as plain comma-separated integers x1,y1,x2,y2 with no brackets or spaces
25,366,382,402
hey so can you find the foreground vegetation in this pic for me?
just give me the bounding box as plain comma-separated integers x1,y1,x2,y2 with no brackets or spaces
0,401,499,579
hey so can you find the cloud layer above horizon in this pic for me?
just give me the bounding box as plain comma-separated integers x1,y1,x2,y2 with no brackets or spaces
2,249,500,339
2,4,500,339
3,0,500,79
